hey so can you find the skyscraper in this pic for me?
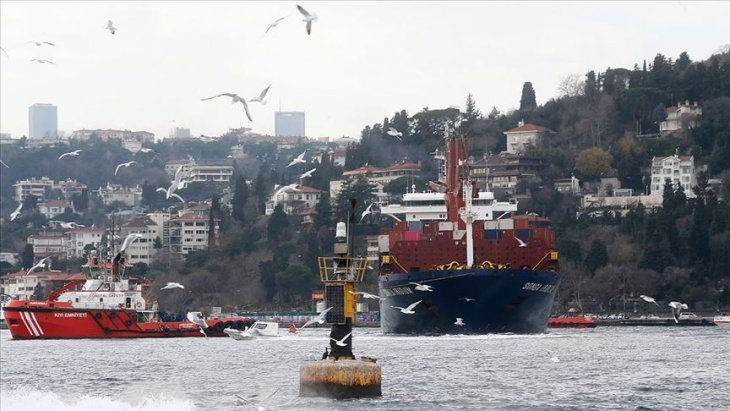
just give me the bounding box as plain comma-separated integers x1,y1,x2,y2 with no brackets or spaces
275,111,305,137
29,103,58,139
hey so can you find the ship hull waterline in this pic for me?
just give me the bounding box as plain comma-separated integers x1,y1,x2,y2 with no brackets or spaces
379,268,560,334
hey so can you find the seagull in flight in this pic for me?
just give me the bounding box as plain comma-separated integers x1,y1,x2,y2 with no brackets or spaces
548,350,560,363
59,221,84,229
668,301,689,323
296,5,317,35
349,291,381,300
287,150,306,167
30,59,55,64
186,312,208,338
234,388,279,409
161,282,185,290
27,256,52,275
106,20,116,35
169,193,185,203
201,93,253,122
513,236,528,248
391,300,422,314
119,233,143,253
409,281,434,292
330,331,352,347
265,16,287,34
58,149,82,159
299,168,316,180
301,306,333,328
360,203,374,223
9,202,22,221
459,297,476,302
114,160,137,176
28,41,55,47
386,127,403,140
0,160,8,168
639,295,660,306
454,318,465,326
138,147,155,153
249,84,272,104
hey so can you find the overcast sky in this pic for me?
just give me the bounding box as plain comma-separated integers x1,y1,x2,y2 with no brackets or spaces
1,1,728,141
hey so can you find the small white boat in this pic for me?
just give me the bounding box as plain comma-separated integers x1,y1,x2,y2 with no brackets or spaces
714,313,730,327
223,327,254,341
250,321,280,337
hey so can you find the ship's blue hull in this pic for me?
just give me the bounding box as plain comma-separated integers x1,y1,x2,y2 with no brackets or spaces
379,268,560,334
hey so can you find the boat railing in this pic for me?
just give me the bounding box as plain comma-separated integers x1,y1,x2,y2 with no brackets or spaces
317,256,367,283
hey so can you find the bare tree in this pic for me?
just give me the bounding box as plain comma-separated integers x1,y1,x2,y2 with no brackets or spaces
558,73,585,98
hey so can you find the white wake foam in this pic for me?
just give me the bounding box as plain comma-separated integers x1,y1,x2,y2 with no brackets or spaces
0,388,196,411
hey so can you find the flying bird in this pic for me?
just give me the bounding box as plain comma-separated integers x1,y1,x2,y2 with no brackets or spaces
114,160,137,176
59,221,84,229
27,256,52,275
301,306,333,328
138,147,155,153
186,312,208,337
349,291,381,300
265,16,287,34
169,193,185,203
249,84,272,104
639,295,660,306
234,389,279,409
58,149,82,159
119,233,143,253
391,300,422,314
106,20,116,35
9,202,23,221
161,282,185,290
330,331,352,347
287,150,306,167
454,318,465,326
409,281,434,292
30,59,55,64
668,301,689,323
386,127,403,140
201,93,253,122
459,297,476,302
296,5,317,35
0,160,8,168
299,168,316,180
28,41,55,47
360,203,374,223
513,236,528,248
548,350,560,363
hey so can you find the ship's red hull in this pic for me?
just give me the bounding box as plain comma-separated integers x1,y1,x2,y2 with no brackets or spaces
547,316,597,329
3,300,253,339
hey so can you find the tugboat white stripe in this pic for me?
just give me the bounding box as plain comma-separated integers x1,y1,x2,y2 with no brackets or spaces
24,312,41,336
18,312,34,336
21,312,38,336
30,312,44,335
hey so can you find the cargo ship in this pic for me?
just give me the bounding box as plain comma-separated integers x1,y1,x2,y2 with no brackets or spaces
3,251,254,339
377,135,560,334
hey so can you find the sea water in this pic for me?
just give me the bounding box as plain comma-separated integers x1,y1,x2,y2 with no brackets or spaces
1,326,728,410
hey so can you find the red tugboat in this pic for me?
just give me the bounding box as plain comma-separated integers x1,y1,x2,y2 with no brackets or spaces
3,251,254,339
547,316,597,329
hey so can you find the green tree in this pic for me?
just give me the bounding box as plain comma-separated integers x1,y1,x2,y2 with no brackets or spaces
574,148,613,180
334,176,376,223
267,204,290,241
232,174,248,222
21,244,34,269
519,81,537,112
584,239,609,273
153,236,162,249
313,193,332,231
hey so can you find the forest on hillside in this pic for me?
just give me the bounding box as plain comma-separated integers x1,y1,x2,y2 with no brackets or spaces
1,47,729,313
